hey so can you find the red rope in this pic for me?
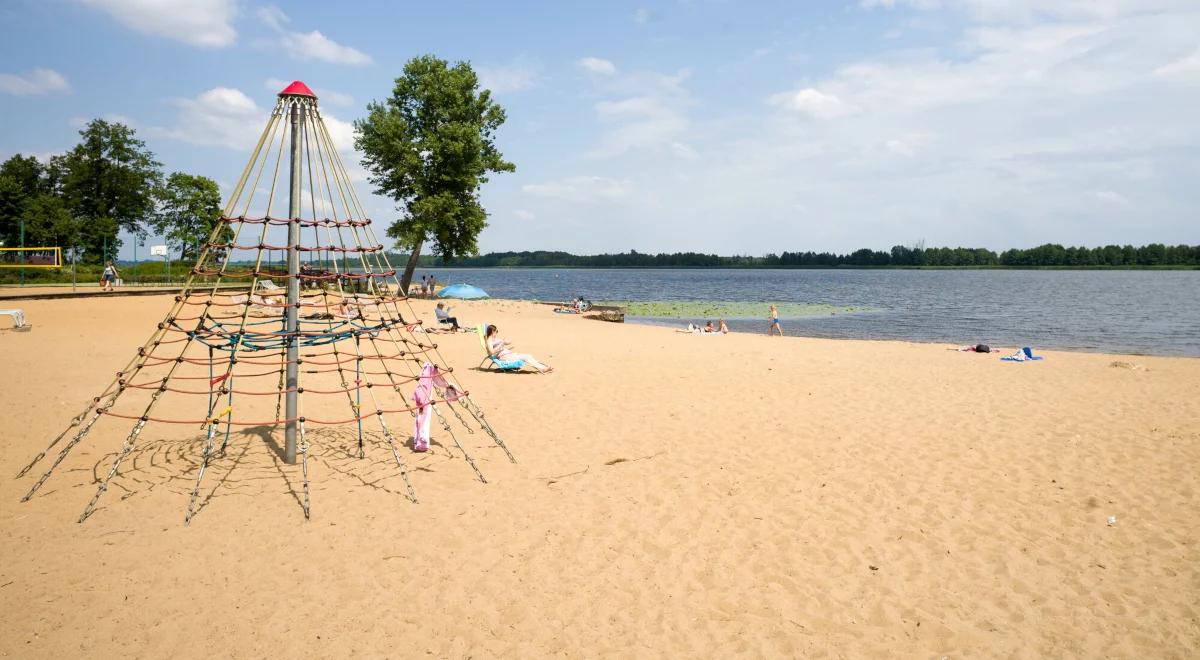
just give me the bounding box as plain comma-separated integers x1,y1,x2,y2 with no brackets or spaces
218,215,372,228
96,398,465,426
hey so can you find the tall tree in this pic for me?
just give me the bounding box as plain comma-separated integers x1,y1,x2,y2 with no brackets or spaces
151,172,226,261
21,193,77,250
55,119,161,263
355,54,515,290
0,154,50,248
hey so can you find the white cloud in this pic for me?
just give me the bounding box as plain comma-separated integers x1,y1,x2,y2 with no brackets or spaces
320,112,356,152
768,88,854,119
884,133,934,156
579,57,617,75
858,0,1182,21
319,89,355,106
257,5,372,65
1093,190,1129,205
1154,47,1200,79
257,5,287,30
153,87,265,150
523,176,630,203
513,209,536,221
633,8,650,24
477,58,541,94
80,0,236,47
0,68,70,95
670,141,699,160
503,1,1200,254
583,67,695,158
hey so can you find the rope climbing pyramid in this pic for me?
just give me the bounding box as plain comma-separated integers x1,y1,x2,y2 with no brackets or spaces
16,81,514,524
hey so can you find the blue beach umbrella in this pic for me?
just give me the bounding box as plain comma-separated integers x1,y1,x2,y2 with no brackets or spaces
436,283,490,300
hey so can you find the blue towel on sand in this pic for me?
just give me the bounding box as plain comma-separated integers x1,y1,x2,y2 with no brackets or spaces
1001,347,1044,362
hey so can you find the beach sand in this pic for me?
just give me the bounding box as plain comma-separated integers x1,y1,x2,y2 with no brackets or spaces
1,293,1197,657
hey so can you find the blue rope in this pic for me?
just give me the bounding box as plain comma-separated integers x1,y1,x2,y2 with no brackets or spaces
187,316,393,352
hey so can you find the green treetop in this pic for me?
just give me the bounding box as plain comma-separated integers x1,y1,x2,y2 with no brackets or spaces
355,54,515,289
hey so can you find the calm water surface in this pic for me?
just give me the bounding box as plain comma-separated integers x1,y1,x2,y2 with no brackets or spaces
417,268,1200,357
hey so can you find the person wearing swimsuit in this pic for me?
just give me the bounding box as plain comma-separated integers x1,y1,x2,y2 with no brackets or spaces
768,304,784,336
485,325,553,373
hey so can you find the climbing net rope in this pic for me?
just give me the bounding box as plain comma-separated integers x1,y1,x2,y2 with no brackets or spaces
16,84,514,524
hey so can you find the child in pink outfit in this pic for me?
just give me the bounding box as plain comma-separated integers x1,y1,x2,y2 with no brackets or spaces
412,363,461,452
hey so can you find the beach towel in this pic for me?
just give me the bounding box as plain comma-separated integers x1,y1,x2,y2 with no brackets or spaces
1001,346,1044,362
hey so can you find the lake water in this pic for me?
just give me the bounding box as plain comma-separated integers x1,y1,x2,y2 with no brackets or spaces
417,268,1200,357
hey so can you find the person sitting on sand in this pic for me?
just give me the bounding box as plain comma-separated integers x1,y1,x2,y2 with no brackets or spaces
485,324,553,373
718,319,729,334
435,302,461,331
702,321,716,333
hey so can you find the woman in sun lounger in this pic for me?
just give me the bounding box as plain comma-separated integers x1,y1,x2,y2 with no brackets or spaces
485,324,553,373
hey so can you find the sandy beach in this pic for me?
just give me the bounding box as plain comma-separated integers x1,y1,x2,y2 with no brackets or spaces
1,292,1197,658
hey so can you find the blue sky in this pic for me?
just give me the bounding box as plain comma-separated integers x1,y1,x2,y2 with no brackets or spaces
1,0,1198,259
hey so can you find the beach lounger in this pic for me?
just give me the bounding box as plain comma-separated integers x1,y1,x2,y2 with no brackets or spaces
1,308,30,331
476,322,526,371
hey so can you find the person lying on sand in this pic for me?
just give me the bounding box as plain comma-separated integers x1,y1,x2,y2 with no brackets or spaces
485,324,553,373
554,297,583,314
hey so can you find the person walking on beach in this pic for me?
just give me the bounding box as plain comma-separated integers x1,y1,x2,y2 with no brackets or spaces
767,304,784,336
101,261,120,292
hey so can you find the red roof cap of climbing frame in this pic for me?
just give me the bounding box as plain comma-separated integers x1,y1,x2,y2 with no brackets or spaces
277,80,317,98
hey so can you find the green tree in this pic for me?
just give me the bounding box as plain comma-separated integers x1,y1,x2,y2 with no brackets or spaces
152,172,227,261
0,154,51,248
55,119,162,263
21,193,78,249
355,54,515,290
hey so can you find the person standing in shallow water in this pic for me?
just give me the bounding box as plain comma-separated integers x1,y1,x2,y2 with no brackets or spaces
767,304,784,336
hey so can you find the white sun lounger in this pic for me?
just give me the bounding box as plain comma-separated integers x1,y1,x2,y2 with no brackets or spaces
1,308,30,331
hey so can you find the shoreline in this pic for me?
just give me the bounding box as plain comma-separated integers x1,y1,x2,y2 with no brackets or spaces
4,287,1196,359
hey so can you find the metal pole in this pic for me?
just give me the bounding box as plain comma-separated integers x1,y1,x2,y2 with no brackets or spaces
284,100,303,464
19,218,24,287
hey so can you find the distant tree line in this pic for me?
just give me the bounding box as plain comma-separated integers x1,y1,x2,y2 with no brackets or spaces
394,244,1200,269
0,119,224,266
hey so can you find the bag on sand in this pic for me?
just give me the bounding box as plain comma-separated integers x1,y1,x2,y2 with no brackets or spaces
975,344,991,353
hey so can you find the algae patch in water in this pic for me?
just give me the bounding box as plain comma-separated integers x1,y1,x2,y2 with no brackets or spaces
602,300,867,319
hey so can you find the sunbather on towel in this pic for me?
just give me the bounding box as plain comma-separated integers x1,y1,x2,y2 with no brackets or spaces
485,324,553,373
